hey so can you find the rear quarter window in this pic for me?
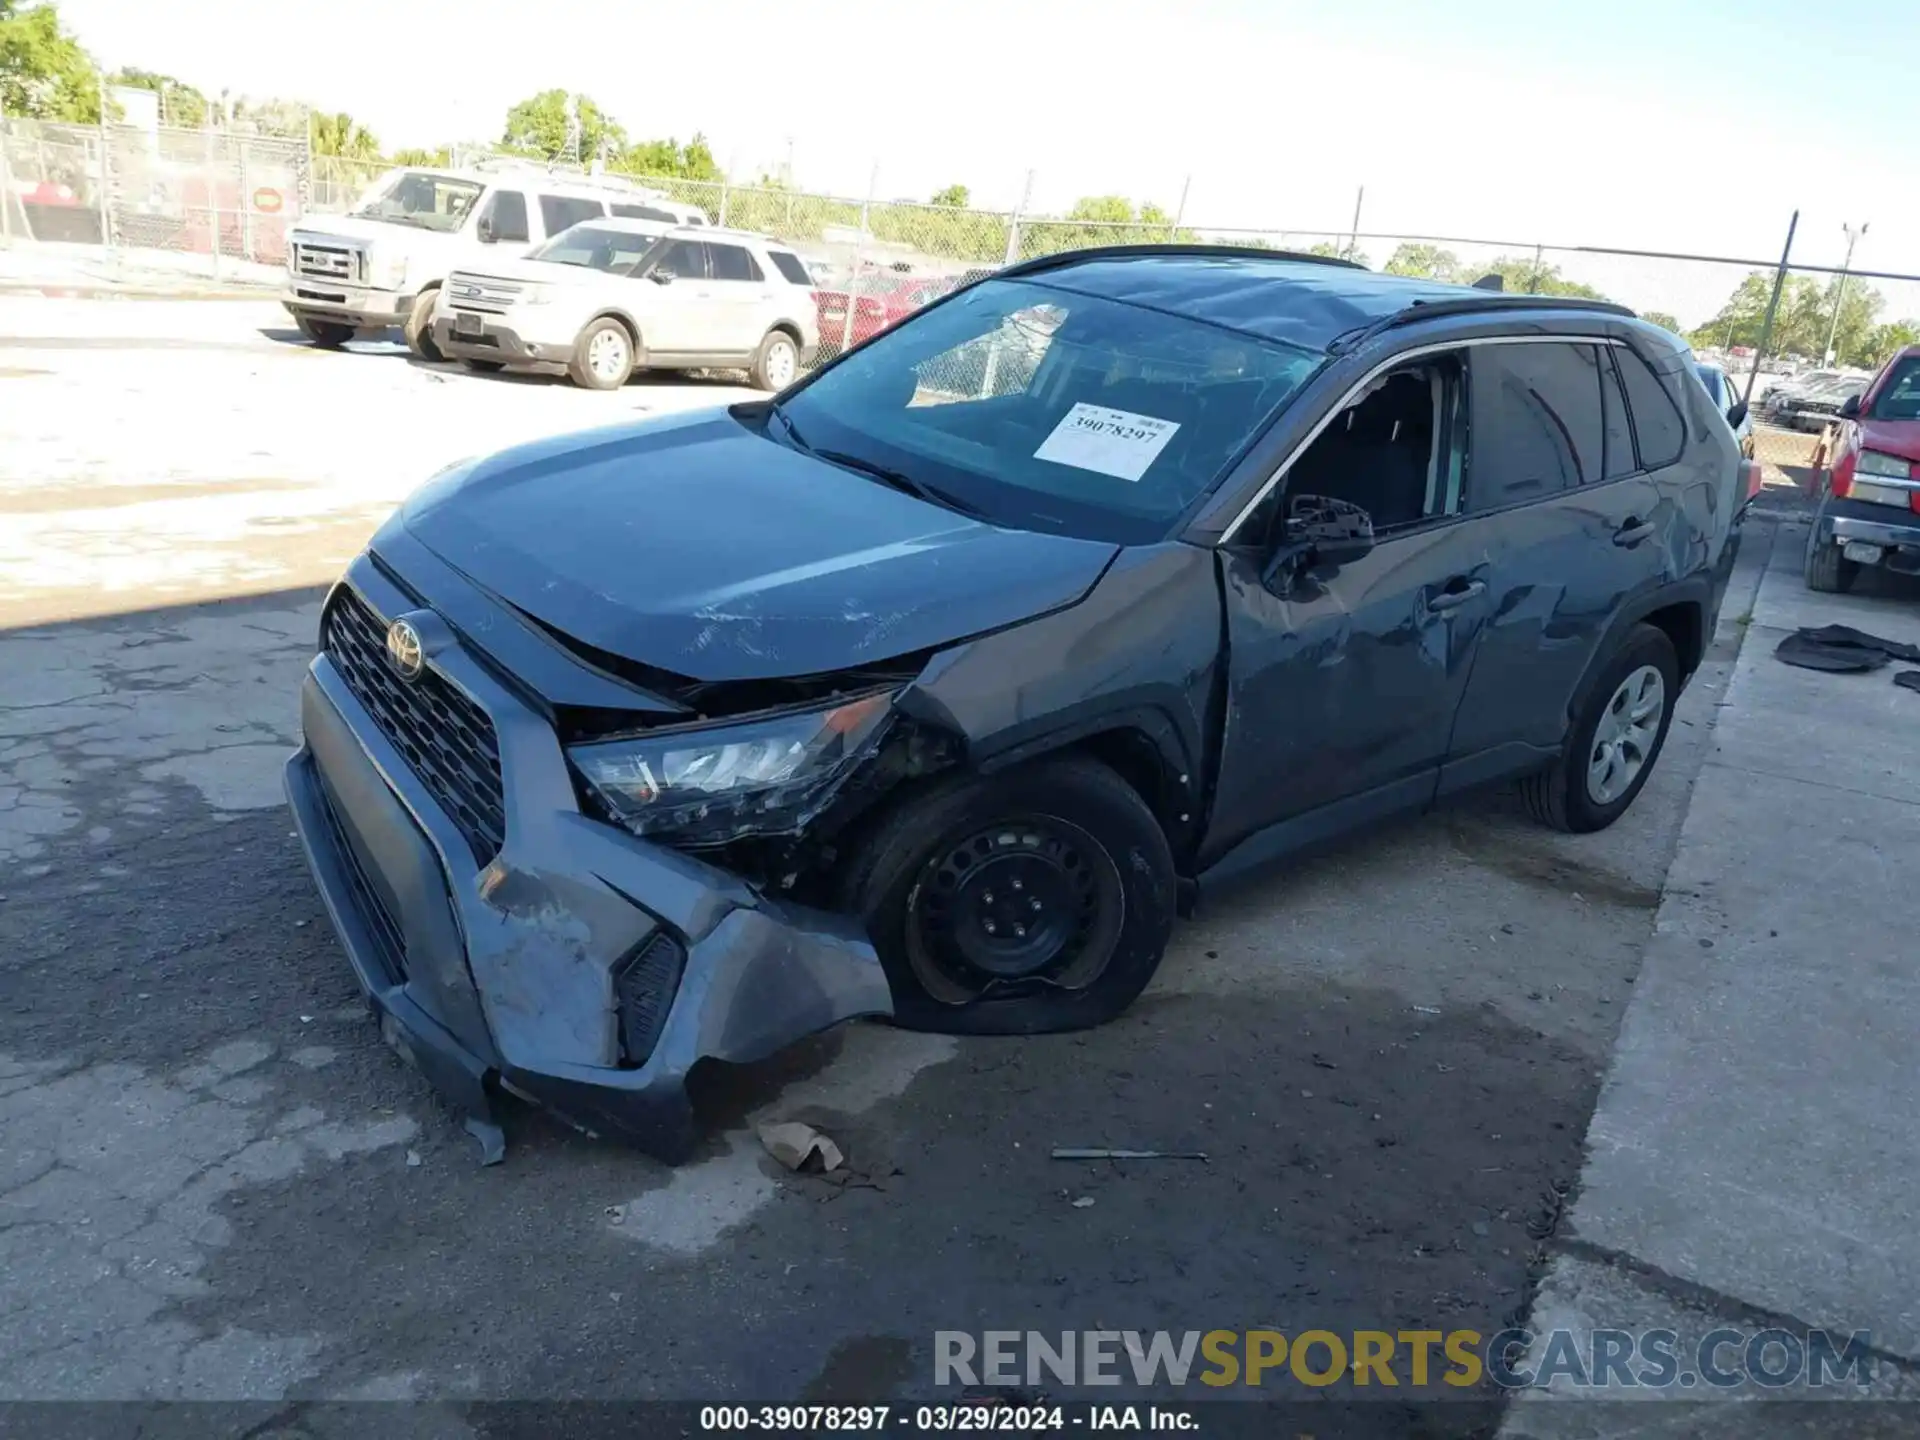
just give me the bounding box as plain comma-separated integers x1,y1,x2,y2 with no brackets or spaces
1465,342,1605,510
767,250,814,286
538,194,605,236
1614,346,1687,469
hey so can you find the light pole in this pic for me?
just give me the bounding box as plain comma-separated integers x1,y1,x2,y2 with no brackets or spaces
1823,221,1868,366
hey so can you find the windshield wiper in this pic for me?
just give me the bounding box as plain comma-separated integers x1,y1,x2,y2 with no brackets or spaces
770,405,984,518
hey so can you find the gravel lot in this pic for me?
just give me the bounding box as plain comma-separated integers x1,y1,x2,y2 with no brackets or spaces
0,297,1764,1431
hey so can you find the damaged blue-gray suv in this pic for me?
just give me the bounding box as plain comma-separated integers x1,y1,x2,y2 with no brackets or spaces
286,245,1746,1161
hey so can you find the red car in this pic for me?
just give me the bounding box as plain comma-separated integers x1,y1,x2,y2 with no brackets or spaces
814,271,964,353
1804,344,1920,591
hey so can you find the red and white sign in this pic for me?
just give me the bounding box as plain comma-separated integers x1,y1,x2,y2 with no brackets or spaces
252,187,284,214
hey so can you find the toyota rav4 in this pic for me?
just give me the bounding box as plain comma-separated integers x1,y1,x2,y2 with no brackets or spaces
285,245,1745,1161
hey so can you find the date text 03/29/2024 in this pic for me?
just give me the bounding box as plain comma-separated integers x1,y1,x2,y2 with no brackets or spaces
698,1405,1196,1432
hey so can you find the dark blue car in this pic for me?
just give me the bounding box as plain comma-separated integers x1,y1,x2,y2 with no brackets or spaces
285,246,1745,1160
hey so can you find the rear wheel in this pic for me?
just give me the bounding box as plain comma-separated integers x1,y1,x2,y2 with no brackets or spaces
294,316,353,348
403,287,444,362
568,318,635,390
839,757,1176,1035
1520,623,1679,834
749,329,800,391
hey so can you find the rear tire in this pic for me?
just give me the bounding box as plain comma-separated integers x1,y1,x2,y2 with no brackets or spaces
295,316,353,348
403,288,444,362
839,757,1176,1035
749,329,800,392
1803,529,1859,593
1520,623,1679,834
568,317,636,390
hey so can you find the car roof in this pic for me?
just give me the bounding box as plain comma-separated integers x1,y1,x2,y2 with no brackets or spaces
557,215,676,235
663,224,785,245
995,246,1632,354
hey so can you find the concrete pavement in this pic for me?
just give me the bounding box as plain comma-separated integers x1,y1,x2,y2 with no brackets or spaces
1506,524,1920,1435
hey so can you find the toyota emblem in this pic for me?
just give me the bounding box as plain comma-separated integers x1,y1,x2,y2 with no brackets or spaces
385,618,424,681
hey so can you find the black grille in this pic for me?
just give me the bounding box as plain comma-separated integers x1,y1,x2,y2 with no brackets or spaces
315,779,407,985
615,932,687,1067
322,587,507,867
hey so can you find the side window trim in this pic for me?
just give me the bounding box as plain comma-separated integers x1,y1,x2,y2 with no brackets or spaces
1218,335,1632,546
1599,347,1646,482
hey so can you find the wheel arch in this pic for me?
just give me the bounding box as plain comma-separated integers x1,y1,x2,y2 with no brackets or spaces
585,308,644,357
1565,579,1709,728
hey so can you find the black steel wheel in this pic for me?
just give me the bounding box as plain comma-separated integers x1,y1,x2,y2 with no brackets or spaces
841,756,1176,1035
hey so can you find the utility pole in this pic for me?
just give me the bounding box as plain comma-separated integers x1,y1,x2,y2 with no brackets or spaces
1346,184,1365,261
1822,221,1868,367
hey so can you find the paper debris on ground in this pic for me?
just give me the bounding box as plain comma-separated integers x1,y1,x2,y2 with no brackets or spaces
759,1121,845,1173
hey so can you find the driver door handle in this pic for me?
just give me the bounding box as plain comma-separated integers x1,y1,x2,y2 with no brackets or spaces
1427,578,1486,612
1613,518,1657,546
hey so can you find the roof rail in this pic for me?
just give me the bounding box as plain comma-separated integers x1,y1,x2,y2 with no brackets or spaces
1327,292,1638,354
998,242,1368,280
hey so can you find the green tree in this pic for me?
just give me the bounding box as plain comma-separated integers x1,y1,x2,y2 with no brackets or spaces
1862,320,1920,369
1384,243,1462,282
311,110,380,159
0,0,105,122
503,89,624,162
618,131,720,181
1688,271,1887,365
1640,311,1681,335
930,183,970,208
1066,195,1134,225
1482,254,1606,300
390,145,452,167
109,66,205,127
230,96,309,137
1306,238,1372,268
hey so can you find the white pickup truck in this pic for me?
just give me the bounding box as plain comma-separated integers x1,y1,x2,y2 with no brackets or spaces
281,159,709,360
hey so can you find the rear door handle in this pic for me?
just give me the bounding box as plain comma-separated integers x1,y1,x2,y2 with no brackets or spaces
1427,578,1487,612
1613,519,1657,546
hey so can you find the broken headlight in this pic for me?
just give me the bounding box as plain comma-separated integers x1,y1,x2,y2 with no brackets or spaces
570,693,892,847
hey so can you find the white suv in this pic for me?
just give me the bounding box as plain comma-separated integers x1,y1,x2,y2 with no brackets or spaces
433,220,821,391
281,160,709,360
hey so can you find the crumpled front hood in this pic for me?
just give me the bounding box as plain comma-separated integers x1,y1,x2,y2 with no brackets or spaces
1858,417,1920,465
399,410,1121,684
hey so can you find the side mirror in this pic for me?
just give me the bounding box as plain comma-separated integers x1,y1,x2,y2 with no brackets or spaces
650,269,675,285
1261,494,1375,587
476,215,495,244
1839,394,1862,421
1726,401,1749,429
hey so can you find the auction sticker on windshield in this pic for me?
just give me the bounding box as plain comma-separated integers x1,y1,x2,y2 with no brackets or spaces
1034,403,1180,481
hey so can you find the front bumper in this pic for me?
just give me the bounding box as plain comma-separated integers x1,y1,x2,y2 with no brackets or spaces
284,564,895,1162
282,281,415,329
432,313,574,369
1815,496,1920,573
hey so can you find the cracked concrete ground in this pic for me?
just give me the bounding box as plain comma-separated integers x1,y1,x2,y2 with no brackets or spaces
0,297,1769,1429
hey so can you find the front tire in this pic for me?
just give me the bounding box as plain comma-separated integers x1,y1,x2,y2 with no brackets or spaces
294,316,353,348
840,757,1176,1035
403,288,444,362
568,317,635,390
749,329,800,391
1520,623,1679,834
1803,526,1859,593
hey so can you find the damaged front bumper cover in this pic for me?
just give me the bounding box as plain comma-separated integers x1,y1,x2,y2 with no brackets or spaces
284,652,895,1164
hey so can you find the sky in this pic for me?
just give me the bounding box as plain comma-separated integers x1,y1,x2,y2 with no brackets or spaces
54,0,1920,323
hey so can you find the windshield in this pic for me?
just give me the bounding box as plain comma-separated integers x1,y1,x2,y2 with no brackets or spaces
350,171,484,233
529,223,664,272
1867,357,1920,421
775,277,1324,543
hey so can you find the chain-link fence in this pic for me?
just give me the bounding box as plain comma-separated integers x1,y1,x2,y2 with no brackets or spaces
6,119,1918,442
2,115,306,276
